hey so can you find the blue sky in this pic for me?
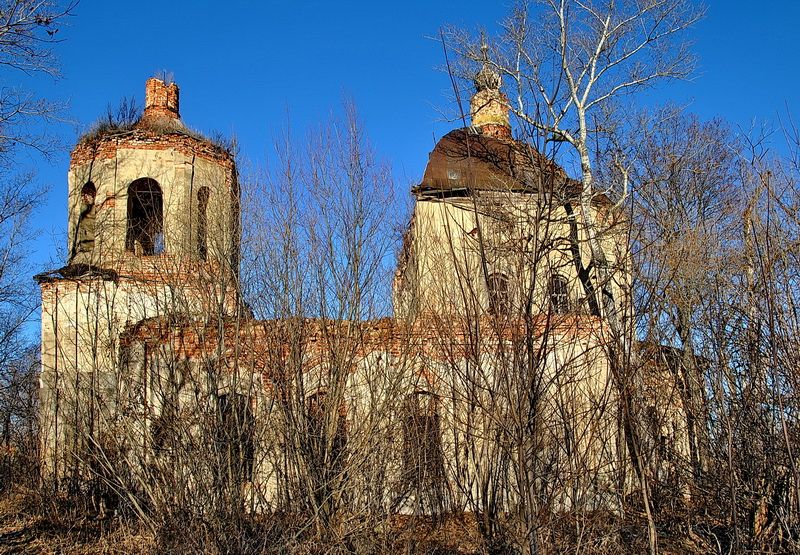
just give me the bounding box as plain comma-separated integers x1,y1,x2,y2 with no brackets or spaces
18,0,800,273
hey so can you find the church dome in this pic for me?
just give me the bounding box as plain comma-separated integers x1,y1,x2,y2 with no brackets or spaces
413,128,572,196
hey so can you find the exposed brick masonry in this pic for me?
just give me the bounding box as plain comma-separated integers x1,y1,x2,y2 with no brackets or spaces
143,77,179,121
70,129,235,172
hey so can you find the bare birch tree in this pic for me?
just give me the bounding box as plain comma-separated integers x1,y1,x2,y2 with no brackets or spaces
443,3,704,552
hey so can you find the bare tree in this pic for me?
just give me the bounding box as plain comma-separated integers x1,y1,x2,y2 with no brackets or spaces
622,104,800,552
0,0,76,490
240,103,408,549
443,3,704,552
630,107,741,484
0,0,77,162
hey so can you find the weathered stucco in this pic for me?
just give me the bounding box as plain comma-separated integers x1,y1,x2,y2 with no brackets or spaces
38,75,686,514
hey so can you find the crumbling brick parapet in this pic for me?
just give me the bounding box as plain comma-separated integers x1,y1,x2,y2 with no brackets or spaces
143,77,179,122
70,130,235,171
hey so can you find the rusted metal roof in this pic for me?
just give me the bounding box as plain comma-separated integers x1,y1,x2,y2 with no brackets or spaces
413,128,573,196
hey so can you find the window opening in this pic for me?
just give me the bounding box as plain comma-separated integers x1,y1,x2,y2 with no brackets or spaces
76,182,96,253
549,274,570,314
126,178,164,255
197,187,210,260
216,393,255,484
401,392,448,513
488,272,510,316
306,391,347,468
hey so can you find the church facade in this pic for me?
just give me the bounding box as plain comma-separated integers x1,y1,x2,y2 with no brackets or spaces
37,67,687,516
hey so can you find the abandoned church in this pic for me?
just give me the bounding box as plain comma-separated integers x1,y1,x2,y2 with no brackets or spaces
36,63,690,518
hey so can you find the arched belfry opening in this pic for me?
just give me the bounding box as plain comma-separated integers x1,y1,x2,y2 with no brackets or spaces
197,186,210,260
126,178,164,255
75,181,96,254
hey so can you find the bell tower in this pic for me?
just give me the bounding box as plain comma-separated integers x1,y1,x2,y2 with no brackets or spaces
67,77,238,275
39,77,240,482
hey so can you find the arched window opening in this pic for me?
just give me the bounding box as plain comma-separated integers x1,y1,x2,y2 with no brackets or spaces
216,393,255,484
549,274,570,314
151,395,178,455
126,178,163,255
76,181,96,253
306,390,347,480
401,392,449,513
197,187,210,260
149,359,190,456
488,272,510,316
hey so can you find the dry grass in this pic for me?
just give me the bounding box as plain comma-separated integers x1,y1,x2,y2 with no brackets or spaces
0,484,726,554
0,487,155,555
